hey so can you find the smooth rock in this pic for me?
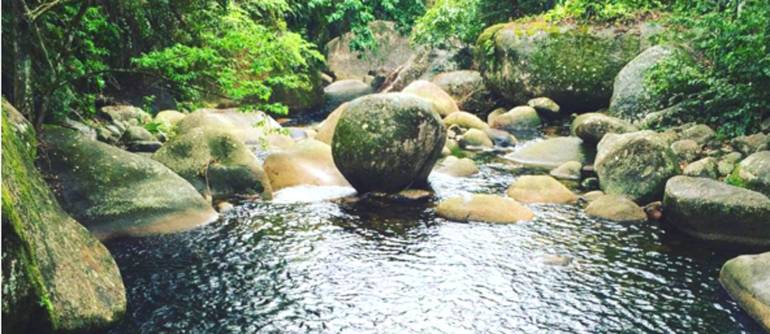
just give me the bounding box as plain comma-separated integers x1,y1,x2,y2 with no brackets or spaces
506,137,587,170
729,151,770,197
584,194,647,222
490,106,541,132
528,97,561,118
550,161,582,181
263,139,350,191
326,20,414,80
322,79,373,113
719,252,770,332
483,128,518,147
175,108,281,147
437,194,534,224
609,45,678,121
122,125,155,142
507,175,578,204
571,112,637,144
402,80,460,117
444,111,488,130
315,103,347,144
431,70,495,115
683,157,719,179
679,123,716,145
670,139,701,163
434,156,479,177
154,110,186,128
99,105,151,125
460,128,493,148
663,176,770,247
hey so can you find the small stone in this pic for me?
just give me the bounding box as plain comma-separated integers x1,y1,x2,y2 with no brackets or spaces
460,128,493,148
216,201,235,213
486,107,506,125
483,128,517,147
122,125,155,142
490,106,541,132
436,194,534,224
434,156,479,177
506,175,578,204
584,194,647,222
718,152,743,176
643,201,663,221
732,133,768,155
444,111,488,130
571,112,637,144
670,139,701,163
581,177,600,191
550,161,582,181
683,157,719,179
680,124,715,145
527,97,561,118
582,190,605,203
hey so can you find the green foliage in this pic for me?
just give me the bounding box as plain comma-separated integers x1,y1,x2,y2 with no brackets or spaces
412,0,553,46
545,0,669,22
645,0,770,136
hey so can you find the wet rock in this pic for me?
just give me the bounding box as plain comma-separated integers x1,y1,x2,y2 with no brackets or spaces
483,128,518,147
315,103,347,144
663,176,770,247
732,133,769,155
402,80,460,117
431,70,495,114
528,97,561,119
489,106,541,132
444,111,488,130
479,21,643,112
41,126,217,239
595,131,680,203
153,127,271,200
326,20,415,79
670,139,701,163
584,194,647,222
486,107,506,125
728,151,770,197
571,112,637,144
331,93,446,193
322,79,373,113
460,128,493,148
506,137,588,170
550,161,582,181
436,194,534,224
719,252,770,333
263,139,350,191
2,103,126,333
434,156,479,177
609,45,678,121
582,190,605,203
506,175,578,204
683,157,719,179
388,189,434,203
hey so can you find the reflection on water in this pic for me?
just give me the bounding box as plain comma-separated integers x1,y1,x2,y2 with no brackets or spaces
106,163,762,333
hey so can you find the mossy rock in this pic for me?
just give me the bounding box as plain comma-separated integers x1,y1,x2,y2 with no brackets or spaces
40,126,217,239
153,127,272,200
2,100,126,333
477,20,642,113
269,71,324,114
570,112,637,144
609,45,680,121
331,93,446,193
728,151,770,197
595,131,680,203
174,108,281,147
431,70,496,115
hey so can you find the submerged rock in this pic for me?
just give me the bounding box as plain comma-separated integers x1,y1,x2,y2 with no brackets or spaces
2,102,126,333
584,194,647,222
436,194,533,224
153,127,271,200
331,93,446,193
506,175,578,204
719,252,770,333
322,79,373,114
434,156,479,177
595,131,679,203
663,176,770,247
264,139,350,191
506,137,588,170
478,20,643,112
431,70,495,115
571,112,637,144
729,151,770,197
402,80,459,117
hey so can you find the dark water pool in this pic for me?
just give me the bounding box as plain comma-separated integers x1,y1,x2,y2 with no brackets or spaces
106,163,763,333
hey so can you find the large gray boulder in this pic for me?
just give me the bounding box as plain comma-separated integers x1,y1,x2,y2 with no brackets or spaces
729,151,770,197
571,112,637,144
431,70,496,115
609,45,678,121
720,252,770,332
2,102,126,333
40,126,218,239
506,137,588,170
332,93,446,193
595,130,679,203
326,20,415,80
663,176,770,247
477,21,644,112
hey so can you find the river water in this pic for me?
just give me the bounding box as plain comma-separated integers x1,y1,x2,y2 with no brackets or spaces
106,148,764,333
